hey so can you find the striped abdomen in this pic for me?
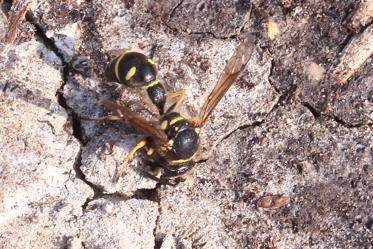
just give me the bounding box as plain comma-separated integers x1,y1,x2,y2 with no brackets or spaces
105,51,166,114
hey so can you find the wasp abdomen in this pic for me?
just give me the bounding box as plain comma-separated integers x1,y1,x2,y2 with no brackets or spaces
106,51,166,113
106,51,157,86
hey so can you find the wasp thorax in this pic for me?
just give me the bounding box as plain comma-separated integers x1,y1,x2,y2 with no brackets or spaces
172,128,199,158
160,112,200,163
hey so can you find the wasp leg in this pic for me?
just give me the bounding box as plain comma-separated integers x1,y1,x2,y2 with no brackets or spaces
140,157,180,186
189,116,204,127
137,169,176,187
95,115,122,125
165,91,186,113
113,139,147,182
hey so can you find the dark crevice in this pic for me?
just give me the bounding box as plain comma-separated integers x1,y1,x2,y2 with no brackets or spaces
133,187,159,202
267,59,298,107
271,83,297,108
188,30,220,39
328,114,368,128
168,0,184,21
73,150,105,210
24,9,96,208
25,10,88,145
185,30,246,40
25,12,66,76
152,183,162,249
213,120,266,151
336,32,354,54
221,120,265,142
56,93,87,144
301,102,321,119
300,102,371,128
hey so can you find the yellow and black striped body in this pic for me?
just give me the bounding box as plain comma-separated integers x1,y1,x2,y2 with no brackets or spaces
106,51,167,114
156,112,200,176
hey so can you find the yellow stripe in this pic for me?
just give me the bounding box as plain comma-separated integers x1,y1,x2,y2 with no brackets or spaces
145,79,160,89
170,116,184,125
161,120,168,130
114,52,128,82
167,139,174,147
148,58,155,65
170,153,196,165
125,67,137,81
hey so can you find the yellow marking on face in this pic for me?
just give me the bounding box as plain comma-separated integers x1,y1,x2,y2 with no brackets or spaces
170,116,184,126
195,128,201,134
147,58,155,65
145,79,160,89
167,139,174,147
160,146,169,152
161,120,168,130
175,126,180,131
125,66,137,81
147,147,155,156
114,52,128,82
170,153,196,165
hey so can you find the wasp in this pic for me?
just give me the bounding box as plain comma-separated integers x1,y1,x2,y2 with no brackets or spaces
99,36,254,182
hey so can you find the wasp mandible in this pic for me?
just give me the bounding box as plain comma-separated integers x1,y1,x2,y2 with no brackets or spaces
99,36,255,182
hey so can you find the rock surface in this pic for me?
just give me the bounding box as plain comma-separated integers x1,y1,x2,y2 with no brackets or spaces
1,0,372,248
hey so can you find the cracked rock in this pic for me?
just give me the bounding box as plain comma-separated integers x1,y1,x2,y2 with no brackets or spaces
2,0,373,248
0,38,93,248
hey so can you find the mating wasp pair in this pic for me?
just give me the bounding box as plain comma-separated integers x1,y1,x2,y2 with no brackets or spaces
99,36,254,182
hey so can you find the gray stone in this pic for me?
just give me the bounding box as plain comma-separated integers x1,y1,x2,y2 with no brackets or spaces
1,1,372,248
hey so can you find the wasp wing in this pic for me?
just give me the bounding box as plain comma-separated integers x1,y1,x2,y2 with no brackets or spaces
101,98,168,145
197,36,255,126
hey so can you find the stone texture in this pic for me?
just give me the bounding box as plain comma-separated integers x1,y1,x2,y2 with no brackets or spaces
1,0,372,248
0,39,92,248
79,198,158,249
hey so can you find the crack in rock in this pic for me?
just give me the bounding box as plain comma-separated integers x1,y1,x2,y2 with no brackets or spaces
24,10,99,209
300,101,372,128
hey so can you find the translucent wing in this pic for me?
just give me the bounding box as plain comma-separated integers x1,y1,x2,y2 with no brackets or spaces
101,98,168,145
197,36,255,126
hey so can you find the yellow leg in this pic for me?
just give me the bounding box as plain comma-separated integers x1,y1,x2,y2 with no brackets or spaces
95,115,121,125
166,92,186,111
114,139,147,180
